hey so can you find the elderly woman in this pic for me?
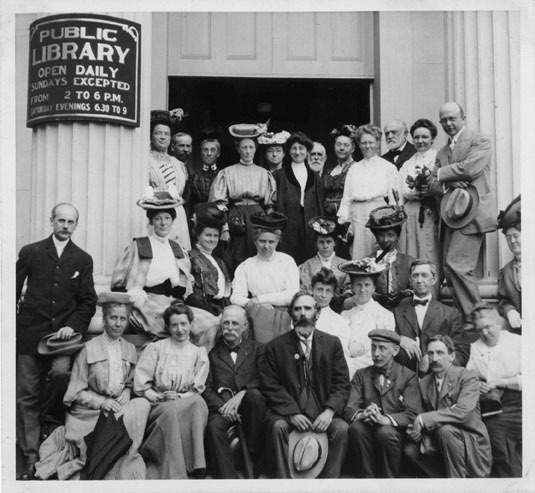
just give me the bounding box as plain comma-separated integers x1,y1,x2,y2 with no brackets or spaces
35,293,151,480
299,216,350,312
149,110,191,250
338,124,400,259
398,119,441,281
209,123,277,273
111,189,219,351
339,260,395,379
468,305,522,477
497,195,521,332
274,131,325,265
230,211,299,343
186,202,231,316
134,302,210,479
258,130,290,173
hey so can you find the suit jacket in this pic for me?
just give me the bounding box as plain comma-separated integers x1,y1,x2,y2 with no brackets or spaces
432,127,497,234
394,298,469,369
274,164,324,264
203,338,264,413
261,329,350,418
16,235,97,354
419,365,491,477
343,362,422,428
497,258,521,318
382,141,417,170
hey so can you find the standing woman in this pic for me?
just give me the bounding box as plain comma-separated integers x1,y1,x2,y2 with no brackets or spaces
148,110,191,250
134,302,209,479
398,118,441,282
209,123,277,273
337,124,400,259
273,131,324,265
258,130,290,173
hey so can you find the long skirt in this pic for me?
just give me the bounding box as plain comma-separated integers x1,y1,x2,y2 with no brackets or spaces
140,395,209,479
348,198,384,259
246,304,291,344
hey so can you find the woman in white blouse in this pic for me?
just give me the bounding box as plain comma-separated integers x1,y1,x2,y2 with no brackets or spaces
337,124,400,259
398,118,441,283
231,211,299,343
134,302,210,479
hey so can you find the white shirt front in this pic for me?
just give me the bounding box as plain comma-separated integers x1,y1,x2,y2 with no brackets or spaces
52,236,69,258
413,294,433,328
146,235,180,287
292,162,308,207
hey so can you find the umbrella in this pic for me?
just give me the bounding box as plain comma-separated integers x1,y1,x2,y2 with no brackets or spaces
80,411,133,480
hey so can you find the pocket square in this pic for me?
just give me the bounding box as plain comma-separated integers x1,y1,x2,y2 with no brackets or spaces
71,271,80,279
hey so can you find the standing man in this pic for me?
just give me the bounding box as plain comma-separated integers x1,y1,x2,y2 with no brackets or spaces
404,334,492,478
309,142,327,175
344,330,421,478
170,131,194,174
203,305,267,479
381,119,416,170
261,292,350,478
394,260,469,374
16,203,97,480
428,101,497,326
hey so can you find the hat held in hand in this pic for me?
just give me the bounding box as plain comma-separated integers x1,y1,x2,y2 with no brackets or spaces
38,332,85,356
288,430,328,479
441,186,480,229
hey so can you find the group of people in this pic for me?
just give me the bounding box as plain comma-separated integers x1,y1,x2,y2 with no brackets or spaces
15,100,522,481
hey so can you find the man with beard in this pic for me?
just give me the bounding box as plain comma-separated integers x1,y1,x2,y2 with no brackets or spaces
260,292,350,478
170,132,194,174
309,142,327,175
381,119,416,170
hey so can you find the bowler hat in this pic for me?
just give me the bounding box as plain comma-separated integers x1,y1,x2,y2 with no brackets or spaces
338,257,387,277
250,211,288,231
497,194,520,232
441,186,480,229
368,329,401,345
37,332,85,356
288,430,328,479
366,205,407,231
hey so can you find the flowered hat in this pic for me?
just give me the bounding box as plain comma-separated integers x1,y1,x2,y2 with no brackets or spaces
330,124,358,141
338,257,387,277
307,216,344,239
366,205,407,230
258,130,291,146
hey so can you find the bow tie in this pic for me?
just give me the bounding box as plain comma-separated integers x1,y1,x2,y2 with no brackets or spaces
225,344,240,354
375,365,392,378
202,164,218,172
391,149,402,157
412,297,429,306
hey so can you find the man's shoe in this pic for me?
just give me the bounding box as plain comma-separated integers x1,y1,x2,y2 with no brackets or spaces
19,454,38,480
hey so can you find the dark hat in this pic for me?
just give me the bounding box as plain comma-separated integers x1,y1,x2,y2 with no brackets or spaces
308,216,342,239
497,194,520,231
38,332,85,356
150,108,188,135
229,121,269,139
250,211,288,231
194,202,227,229
368,329,401,345
288,430,328,479
136,186,182,211
440,186,480,230
366,205,407,230
338,257,387,277
97,292,133,306
330,123,358,141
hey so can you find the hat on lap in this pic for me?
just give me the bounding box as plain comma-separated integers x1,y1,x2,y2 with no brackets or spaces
288,430,329,479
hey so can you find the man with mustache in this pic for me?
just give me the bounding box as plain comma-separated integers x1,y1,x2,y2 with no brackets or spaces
261,292,350,478
381,120,416,170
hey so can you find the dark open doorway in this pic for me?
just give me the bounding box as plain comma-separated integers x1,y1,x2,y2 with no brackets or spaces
168,76,372,169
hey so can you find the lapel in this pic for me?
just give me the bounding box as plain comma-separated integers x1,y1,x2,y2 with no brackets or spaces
421,299,439,331
59,239,76,264
234,340,251,371
289,331,308,385
44,235,60,263
311,330,322,372
437,366,456,406
216,341,235,370
451,128,471,163
423,374,438,410
401,301,420,337
284,162,314,192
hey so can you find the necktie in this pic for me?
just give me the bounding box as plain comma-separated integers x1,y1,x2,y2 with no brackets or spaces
412,298,429,306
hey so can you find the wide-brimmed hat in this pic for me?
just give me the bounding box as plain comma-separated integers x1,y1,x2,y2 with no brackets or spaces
497,194,520,232
194,202,227,229
330,124,358,141
441,186,480,230
258,130,291,146
369,329,401,345
366,205,407,230
97,292,134,306
308,216,343,239
339,257,387,277
150,108,187,134
229,121,269,139
38,332,85,356
288,430,328,479
136,186,182,210
250,211,288,231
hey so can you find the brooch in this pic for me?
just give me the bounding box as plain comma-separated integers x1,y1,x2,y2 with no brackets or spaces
294,354,300,360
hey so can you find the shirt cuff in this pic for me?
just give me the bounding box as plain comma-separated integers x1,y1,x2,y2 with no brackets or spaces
385,414,398,427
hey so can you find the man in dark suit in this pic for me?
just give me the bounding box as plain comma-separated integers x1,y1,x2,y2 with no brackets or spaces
404,335,492,478
381,119,416,170
344,330,421,478
16,203,97,479
428,101,497,325
394,260,469,374
203,305,267,478
261,292,350,478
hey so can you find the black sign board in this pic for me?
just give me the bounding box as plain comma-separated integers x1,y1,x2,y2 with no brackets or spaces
27,13,141,127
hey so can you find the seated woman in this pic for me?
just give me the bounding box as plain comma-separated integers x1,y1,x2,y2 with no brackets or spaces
36,292,151,480
186,202,231,316
299,216,350,313
339,260,395,379
468,305,522,477
111,188,219,351
496,195,521,332
230,211,299,343
134,302,209,479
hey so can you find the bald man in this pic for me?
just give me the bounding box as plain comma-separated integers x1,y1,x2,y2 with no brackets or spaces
427,102,497,326
381,119,416,170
